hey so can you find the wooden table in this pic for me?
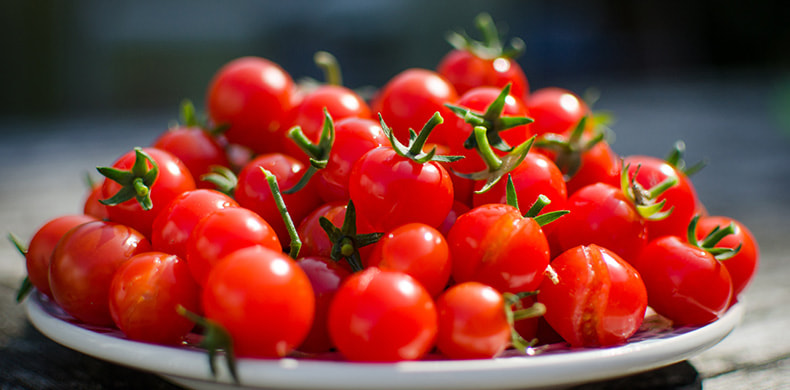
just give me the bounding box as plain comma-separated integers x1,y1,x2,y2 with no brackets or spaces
1,74,788,389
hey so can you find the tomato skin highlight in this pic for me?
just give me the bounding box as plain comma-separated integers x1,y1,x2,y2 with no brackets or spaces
526,87,590,137
49,220,152,326
109,251,201,345
25,214,98,298
328,268,438,362
538,245,647,347
435,281,511,359
202,245,315,358
447,203,550,294
632,236,733,326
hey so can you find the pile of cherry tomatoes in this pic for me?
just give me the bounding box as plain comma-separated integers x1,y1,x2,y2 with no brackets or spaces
15,13,758,371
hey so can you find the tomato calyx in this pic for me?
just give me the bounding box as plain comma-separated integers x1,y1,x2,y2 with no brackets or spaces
284,109,335,194
8,232,33,303
503,175,569,227
97,147,159,210
380,112,463,164
665,140,707,177
456,126,536,194
535,116,607,180
688,215,742,260
503,291,545,353
319,200,383,272
620,162,677,221
176,305,239,385
446,12,525,60
200,165,238,196
446,83,533,153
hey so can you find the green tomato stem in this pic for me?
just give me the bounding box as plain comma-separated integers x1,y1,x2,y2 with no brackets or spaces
314,51,342,86
261,168,302,259
474,125,503,170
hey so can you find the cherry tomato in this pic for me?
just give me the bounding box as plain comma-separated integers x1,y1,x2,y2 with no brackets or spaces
185,207,281,287
235,153,322,250
538,244,648,347
437,200,471,237
206,56,299,155
202,245,315,358
24,214,97,298
349,145,455,233
150,189,238,259
624,155,700,240
283,85,371,163
313,117,387,203
632,235,733,326
435,281,512,359
49,220,152,326
295,256,351,353
109,251,201,345
695,216,759,297
296,201,374,264
370,68,458,144
447,202,550,293
438,50,529,103
100,147,196,238
366,223,451,297
547,182,647,262
526,87,590,137
151,125,229,189
328,268,437,362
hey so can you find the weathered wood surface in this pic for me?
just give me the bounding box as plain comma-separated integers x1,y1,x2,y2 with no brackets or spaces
1,75,788,389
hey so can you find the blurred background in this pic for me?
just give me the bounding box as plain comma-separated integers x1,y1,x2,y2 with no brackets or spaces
2,0,789,118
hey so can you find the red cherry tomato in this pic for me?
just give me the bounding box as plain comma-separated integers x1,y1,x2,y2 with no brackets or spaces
283,85,372,162
435,281,512,359
151,126,229,189
538,244,648,347
202,245,315,358
548,182,648,262
296,201,374,264
632,235,733,326
185,207,281,287
83,183,109,220
109,251,201,345
349,146,455,232
447,203,550,293
235,153,322,250
695,216,759,297
295,256,351,353
624,155,699,241
49,220,152,326
438,50,529,103
150,189,238,259
313,117,388,203
24,214,97,298
328,268,437,362
366,223,452,297
526,87,590,137
535,136,620,196
370,68,458,144
100,147,196,238
206,56,299,155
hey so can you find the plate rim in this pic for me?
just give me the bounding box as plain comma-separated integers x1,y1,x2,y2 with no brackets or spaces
25,292,743,390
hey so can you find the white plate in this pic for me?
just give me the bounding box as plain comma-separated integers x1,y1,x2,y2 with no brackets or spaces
26,292,743,390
